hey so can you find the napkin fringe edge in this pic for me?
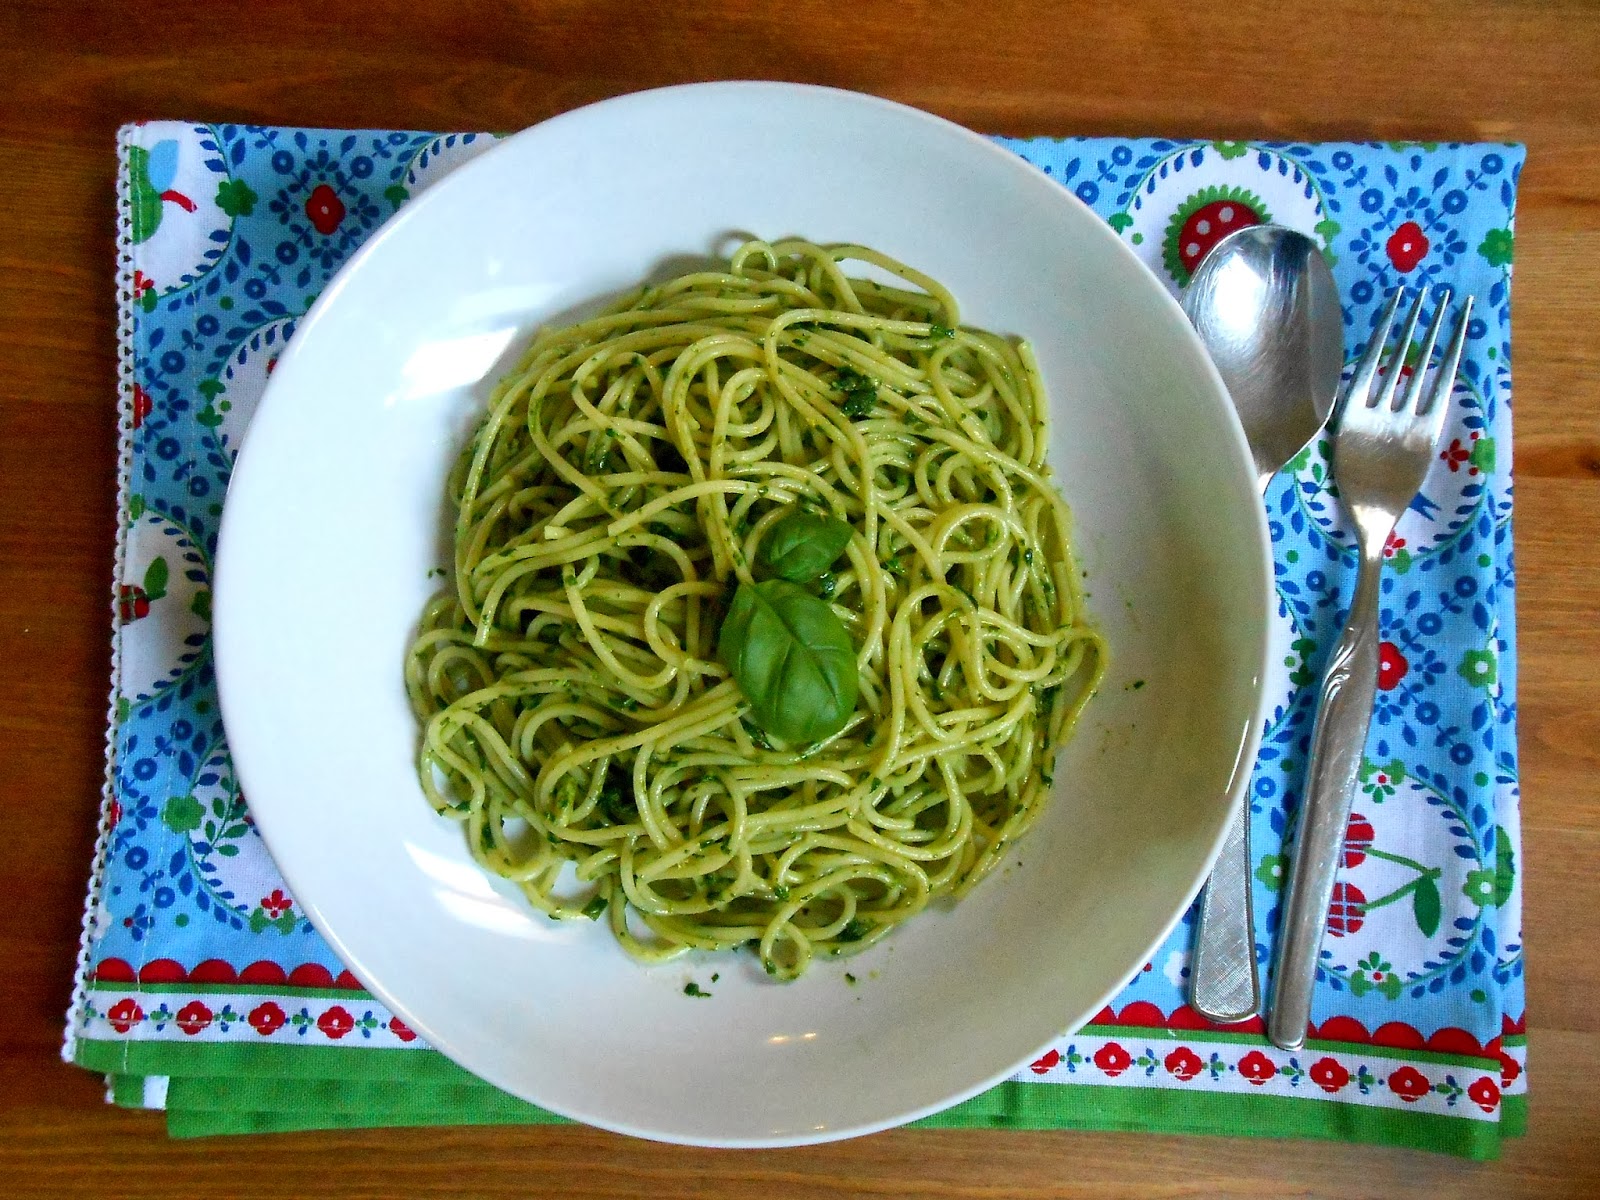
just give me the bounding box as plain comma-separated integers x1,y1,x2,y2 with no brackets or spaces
62,122,139,1066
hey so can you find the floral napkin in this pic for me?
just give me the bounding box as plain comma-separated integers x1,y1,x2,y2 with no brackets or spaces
66,121,1526,1156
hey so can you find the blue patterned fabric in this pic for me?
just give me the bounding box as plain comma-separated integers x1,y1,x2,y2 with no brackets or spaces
69,123,1525,1149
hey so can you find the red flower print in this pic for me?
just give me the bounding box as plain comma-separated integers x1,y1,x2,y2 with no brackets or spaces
317,1004,356,1040
1326,882,1367,936
389,1016,418,1044
248,1001,287,1036
132,383,154,429
1383,531,1406,559
1386,221,1430,272
1237,1049,1277,1085
1092,1042,1132,1077
1029,1048,1061,1074
109,799,123,828
1388,1065,1432,1102
1468,1076,1501,1113
1499,1048,1521,1089
305,184,346,235
175,1000,213,1036
106,998,144,1034
1343,812,1375,868
131,269,155,298
1440,433,1483,474
1378,642,1409,690
259,888,294,919
1309,1056,1350,1093
1164,1046,1203,1081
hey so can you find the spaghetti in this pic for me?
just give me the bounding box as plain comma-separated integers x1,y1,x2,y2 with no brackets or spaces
405,239,1105,978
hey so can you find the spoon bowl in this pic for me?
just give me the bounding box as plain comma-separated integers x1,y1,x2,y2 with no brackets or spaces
1185,225,1344,487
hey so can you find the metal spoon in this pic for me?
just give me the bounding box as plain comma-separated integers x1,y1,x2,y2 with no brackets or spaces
1181,224,1344,1024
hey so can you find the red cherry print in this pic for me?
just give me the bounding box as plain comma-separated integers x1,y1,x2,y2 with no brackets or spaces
118,584,151,622
1326,882,1367,936
1343,813,1375,868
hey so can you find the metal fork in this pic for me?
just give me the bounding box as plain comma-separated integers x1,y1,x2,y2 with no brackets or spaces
1266,286,1474,1051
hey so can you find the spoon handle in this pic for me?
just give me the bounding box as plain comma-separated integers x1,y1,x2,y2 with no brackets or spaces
1188,465,1275,1025
1190,805,1260,1023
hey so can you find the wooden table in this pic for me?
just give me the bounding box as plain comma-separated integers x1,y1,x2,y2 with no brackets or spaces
3,2,1596,1195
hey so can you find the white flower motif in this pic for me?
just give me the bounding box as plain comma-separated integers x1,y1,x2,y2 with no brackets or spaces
92,900,115,942
1162,949,1189,988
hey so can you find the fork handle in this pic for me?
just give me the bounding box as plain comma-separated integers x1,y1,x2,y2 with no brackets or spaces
1267,542,1385,1050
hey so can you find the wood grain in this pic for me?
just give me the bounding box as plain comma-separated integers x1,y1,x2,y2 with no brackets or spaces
3,1,1597,1194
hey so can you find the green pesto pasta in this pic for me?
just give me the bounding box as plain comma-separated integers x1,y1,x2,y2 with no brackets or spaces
405,239,1105,979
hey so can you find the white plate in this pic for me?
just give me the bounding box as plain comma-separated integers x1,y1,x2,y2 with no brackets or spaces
215,83,1271,1147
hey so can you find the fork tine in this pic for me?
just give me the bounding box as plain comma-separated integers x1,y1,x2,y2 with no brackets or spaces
1401,289,1452,414
1345,288,1404,412
1423,295,1473,446
1373,290,1425,411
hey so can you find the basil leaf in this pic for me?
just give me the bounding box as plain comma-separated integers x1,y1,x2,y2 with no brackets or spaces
717,580,858,745
758,508,853,583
